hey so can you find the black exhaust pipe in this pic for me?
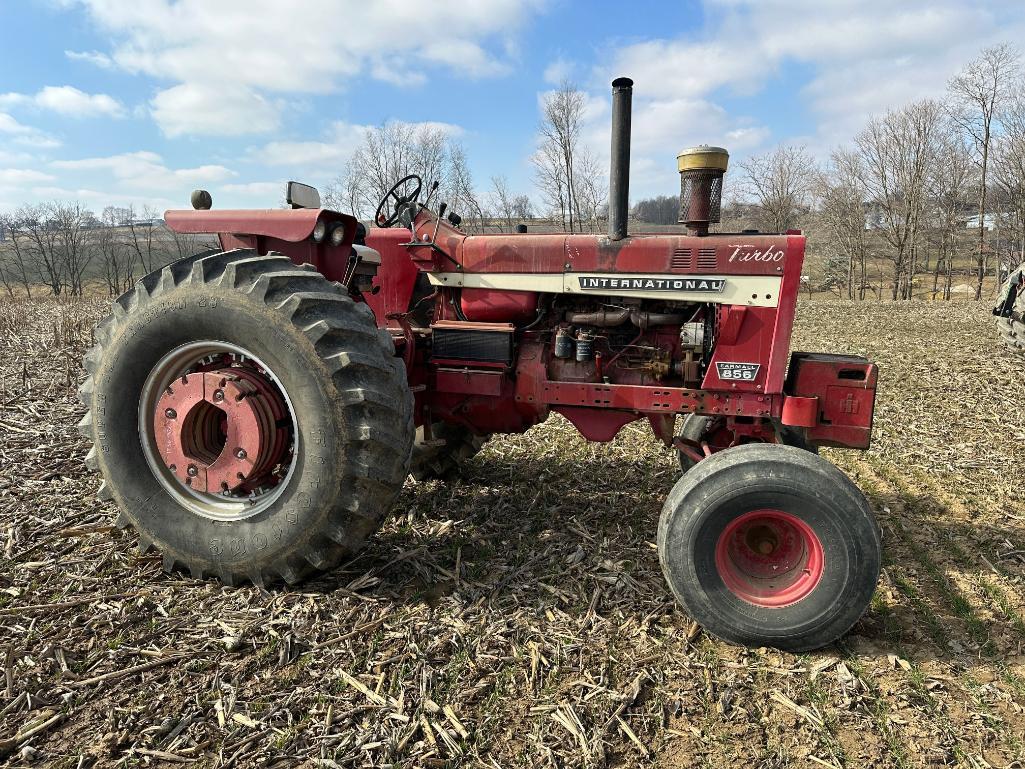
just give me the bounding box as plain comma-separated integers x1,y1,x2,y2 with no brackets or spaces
608,77,633,241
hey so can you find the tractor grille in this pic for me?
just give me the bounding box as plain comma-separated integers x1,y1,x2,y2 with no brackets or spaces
672,247,719,271
697,247,718,270
671,248,693,270
432,323,513,364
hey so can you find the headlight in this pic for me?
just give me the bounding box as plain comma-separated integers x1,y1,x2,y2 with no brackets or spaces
329,223,347,247
311,220,327,243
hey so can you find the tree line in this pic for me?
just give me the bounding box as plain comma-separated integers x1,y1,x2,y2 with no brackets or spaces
648,42,1025,302
0,204,214,298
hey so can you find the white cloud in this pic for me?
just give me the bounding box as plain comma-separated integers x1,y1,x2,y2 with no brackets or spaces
221,181,284,199
151,84,279,137
0,113,61,149
543,58,573,86
35,86,125,118
252,119,464,169
64,49,115,69
52,151,236,192
0,113,33,135
0,86,125,118
0,169,56,184
64,0,547,137
24,185,179,211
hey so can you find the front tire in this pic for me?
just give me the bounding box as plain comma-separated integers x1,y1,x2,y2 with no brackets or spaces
658,443,880,651
78,249,413,586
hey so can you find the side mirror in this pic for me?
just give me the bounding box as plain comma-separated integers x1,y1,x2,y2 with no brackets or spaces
285,181,321,210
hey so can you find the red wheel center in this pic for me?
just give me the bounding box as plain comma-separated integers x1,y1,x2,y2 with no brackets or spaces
714,509,824,607
153,367,289,494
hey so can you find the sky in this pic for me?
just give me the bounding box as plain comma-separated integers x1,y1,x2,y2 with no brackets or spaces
1,0,1024,216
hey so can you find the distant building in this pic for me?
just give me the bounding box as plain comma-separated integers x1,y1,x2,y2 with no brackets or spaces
965,213,1000,230
863,202,884,230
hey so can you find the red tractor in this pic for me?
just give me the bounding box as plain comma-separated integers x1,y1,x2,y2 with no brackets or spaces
79,78,880,651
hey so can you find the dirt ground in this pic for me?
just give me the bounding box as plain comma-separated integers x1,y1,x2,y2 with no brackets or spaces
0,296,1023,769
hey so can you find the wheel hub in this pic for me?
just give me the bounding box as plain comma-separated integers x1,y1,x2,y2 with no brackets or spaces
153,369,288,494
715,509,824,607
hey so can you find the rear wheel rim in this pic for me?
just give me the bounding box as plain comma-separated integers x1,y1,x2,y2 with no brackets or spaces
138,341,298,521
714,508,824,607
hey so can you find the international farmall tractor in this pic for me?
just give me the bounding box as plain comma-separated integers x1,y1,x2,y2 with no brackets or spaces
79,79,880,651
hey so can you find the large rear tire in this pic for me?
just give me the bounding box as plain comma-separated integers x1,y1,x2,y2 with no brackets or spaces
658,443,880,652
78,249,413,586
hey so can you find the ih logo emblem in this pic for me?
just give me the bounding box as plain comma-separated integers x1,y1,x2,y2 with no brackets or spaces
577,276,725,292
716,362,760,381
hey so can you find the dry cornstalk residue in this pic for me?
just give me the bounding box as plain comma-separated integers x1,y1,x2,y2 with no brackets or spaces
0,296,1023,767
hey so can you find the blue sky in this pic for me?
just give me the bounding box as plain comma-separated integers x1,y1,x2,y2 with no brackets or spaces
1,0,1023,215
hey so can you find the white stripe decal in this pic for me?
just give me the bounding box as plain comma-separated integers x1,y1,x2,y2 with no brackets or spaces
426,272,782,307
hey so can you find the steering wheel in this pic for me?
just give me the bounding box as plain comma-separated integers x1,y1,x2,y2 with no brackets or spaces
374,174,423,227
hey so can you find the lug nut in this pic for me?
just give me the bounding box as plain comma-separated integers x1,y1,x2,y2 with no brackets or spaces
164,408,177,419
235,448,247,460
187,465,198,477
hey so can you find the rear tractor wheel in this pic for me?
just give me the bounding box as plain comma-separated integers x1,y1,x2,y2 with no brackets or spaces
78,248,413,586
658,443,880,651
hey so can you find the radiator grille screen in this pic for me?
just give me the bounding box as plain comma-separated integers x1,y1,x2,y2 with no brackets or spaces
432,328,513,364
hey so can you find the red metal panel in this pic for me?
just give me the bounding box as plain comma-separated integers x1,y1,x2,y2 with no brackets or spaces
783,353,877,449
165,208,355,243
460,288,538,323
409,211,797,278
700,234,805,395
363,228,421,328
166,208,360,284
435,368,504,397
554,407,639,442
781,395,818,428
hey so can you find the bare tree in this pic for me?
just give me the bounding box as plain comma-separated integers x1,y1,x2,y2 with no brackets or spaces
533,81,585,232
124,205,162,274
738,145,815,233
447,143,486,233
14,205,64,295
533,138,569,228
815,149,869,299
572,148,607,234
489,175,515,230
326,122,452,221
992,87,1025,271
50,202,93,296
633,195,680,225
947,43,1022,299
98,206,138,295
928,122,976,299
856,100,944,299
0,213,34,297
511,195,534,221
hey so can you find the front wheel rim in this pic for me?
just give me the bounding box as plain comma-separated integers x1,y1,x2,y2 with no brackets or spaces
714,508,824,607
138,341,299,521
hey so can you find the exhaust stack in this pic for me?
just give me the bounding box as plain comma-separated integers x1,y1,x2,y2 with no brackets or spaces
608,77,633,241
677,146,729,236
